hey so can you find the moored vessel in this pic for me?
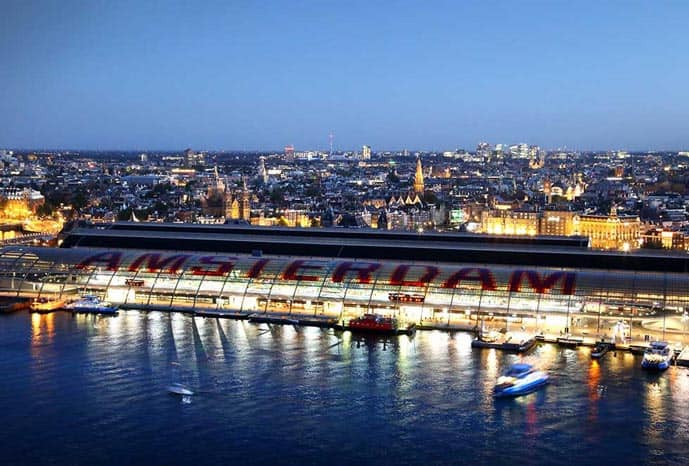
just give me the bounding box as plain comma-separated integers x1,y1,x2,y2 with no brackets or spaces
67,295,119,315
30,297,66,313
591,341,611,359
348,313,415,335
641,341,673,370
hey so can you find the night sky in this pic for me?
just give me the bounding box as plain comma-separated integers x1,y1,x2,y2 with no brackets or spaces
1,0,688,151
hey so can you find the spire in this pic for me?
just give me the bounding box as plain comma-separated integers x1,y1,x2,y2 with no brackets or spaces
413,158,424,194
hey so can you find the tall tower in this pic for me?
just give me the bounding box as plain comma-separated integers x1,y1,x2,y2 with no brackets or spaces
544,178,552,205
241,178,250,221
413,158,425,194
328,131,334,156
362,145,372,160
258,156,268,184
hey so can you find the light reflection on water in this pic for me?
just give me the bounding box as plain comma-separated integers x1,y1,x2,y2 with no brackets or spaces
3,310,689,465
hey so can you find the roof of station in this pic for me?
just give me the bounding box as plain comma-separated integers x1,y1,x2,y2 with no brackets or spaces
57,222,689,274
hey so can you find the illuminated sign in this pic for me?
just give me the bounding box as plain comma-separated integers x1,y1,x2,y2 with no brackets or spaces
76,251,577,295
125,279,145,287
449,210,465,224
388,293,425,303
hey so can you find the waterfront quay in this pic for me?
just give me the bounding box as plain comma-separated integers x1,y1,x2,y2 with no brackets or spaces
4,224,689,357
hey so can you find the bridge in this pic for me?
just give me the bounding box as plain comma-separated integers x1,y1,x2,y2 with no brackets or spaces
0,233,55,246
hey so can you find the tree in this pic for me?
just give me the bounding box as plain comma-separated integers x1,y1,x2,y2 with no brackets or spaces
72,188,88,211
386,170,400,184
36,202,55,218
270,187,285,205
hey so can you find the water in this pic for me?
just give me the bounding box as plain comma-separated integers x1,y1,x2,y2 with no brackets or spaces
2,311,689,465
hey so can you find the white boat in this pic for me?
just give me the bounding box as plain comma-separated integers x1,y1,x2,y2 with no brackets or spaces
67,295,119,315
494,363,549,398
167,383,194,396
30,297,66,313
641,341,673,371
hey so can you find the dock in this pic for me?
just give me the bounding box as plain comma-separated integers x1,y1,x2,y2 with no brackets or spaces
556,335,584,347
675,347,689,367
296,315,339,328
471,333,536,353
248,313,301,325
195,309,249,319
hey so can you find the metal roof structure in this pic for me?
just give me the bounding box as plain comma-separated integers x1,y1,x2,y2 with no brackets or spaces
57,222,689,273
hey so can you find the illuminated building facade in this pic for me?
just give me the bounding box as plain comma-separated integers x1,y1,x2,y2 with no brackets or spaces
2,244,688,343
573,210,640,250
540,210,576,237
481,209,539,236
413,158,424,194
480,207,638,250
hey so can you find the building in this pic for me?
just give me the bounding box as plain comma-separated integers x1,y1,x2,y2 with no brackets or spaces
0,188,45,218
642,228,686,251
257,156,268,184
573,207,640,250
5,223,689,343
540,210,577,237
184,148,204,167
413,158,424,194
362,145,372,160
480,206,636,250
481,208,539,236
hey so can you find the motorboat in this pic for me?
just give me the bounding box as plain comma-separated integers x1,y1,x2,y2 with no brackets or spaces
591,341,611,359
167,383,194,396
67,295,119,315
348,313,415,335
30,297,66,313
494,363,549,398
641,341,673,370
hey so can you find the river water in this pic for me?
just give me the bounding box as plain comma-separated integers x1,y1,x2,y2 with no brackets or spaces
2,310,689,465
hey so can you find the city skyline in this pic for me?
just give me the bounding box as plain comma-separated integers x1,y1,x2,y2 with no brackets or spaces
1,1,688,151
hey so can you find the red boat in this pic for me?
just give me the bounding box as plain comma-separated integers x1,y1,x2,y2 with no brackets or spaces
348,314,415,335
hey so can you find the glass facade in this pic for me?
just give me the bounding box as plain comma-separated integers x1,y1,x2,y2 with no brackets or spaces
1,246,688,344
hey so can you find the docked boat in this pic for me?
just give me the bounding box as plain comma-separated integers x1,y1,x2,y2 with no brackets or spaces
30,297,66,313
348,313,415,335
477,329,500,343
67,295,119,315
494,363,549,398
0,298,31,313
591,341,611,359
641,341,673,370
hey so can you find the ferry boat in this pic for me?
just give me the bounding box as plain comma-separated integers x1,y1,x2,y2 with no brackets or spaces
348,313,415,335
641,341,673,370
67,295,119,315
494,363,549,398
30,297,66,313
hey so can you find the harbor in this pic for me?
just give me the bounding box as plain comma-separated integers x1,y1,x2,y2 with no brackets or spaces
6,309,689,465
6,300,689,362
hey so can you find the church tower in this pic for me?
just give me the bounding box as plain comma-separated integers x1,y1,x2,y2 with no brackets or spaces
413,158,424,194
240,178,251,221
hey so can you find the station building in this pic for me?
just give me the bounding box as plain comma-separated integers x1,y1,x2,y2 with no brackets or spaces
1,222,688,342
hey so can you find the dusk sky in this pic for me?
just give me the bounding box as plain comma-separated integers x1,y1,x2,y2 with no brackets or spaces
1,0,688,151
